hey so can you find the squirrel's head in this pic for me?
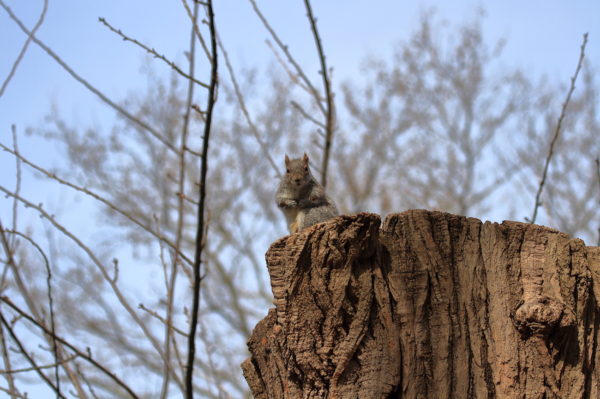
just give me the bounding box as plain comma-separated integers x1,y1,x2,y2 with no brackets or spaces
284,153,311,186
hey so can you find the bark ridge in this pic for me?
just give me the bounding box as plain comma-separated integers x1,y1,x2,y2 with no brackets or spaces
242,210,600,399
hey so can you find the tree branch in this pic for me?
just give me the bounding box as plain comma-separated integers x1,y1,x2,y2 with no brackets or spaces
0,185,181,390
0,297,139,399
291,100,326,129
0,321,17,399
0,312,65,399
0,385,26,399
530,33,588,224
0,142,193,267
185,0,218,397
303,0,335,187
0,219,87,397
0,0,47,97
163,5,202,396
179,0,212,62
98,17,209,89
0,0,178,154
139,304,188,337
247,0,325,114
0,228,60,393
10,126,21,250
0,355,77,375
217,34,280,177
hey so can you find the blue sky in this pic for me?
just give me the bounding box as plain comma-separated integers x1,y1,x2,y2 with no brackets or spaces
1,1,598,137
1,0,598,229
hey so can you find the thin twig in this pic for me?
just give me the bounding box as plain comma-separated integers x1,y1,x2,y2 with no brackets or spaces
139,304,188,337
247,0,325,114
98,17,209,89
0,143,193,267
0,321,17,399
0,312,66,399
0,186,182,390
0,229,60,393
0,219,39,322
530,33,588,224
161,2,201,396
217,34,280,176
0,297,139,399
0,354,77,375
0,221,86,397
291,101,326,129
185,0,218,397
185,144,204,158
197,322,226,397
179,0,212,62
75,363,100,399
303,0,335,187
10,126,21,251
0,0,47,97
0,386,26,399
0,0,178,154
265,39,312,95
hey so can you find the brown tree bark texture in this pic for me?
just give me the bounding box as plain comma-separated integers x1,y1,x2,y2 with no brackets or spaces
242,210,600,399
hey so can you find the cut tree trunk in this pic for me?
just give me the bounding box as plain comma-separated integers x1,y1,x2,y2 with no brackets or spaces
242,210,600,398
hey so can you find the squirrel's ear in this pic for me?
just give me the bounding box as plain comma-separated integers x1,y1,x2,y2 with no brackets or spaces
302,153,309,164
285,154,290,165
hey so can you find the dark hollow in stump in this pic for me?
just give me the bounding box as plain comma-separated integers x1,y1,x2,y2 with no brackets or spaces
242,210,600,399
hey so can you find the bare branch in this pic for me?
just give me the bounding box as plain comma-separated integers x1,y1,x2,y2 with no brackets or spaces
0,0,47,97
303,0,335,187
0,354,77,375
139,304,188,337
0,220,87,397
247,0,325,114
291,101,326,129
185,143,204,157
186,0,218,396
0,312,66,399
75,363,101,399
179,0,212,61
0,386,26,399
0,142,193,267
530,33,588,224
0,228,60,392
10,126,21,249
98,17,209,89
0,218,40,321
0,297,139,399
0,186,183,390
265,39,312,95
0,321,17,399
162,4,202,396
217,34,280,177
0,0,178,154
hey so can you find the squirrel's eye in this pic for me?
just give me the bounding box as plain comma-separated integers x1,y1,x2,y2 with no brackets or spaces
304,166,308,171
286,168,290,173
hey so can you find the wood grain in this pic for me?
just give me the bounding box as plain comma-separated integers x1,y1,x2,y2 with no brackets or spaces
243,210,600,398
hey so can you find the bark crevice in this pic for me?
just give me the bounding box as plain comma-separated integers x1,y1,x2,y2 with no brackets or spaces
243,210,600,398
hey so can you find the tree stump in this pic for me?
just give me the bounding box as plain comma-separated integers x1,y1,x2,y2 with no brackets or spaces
242,210,600,398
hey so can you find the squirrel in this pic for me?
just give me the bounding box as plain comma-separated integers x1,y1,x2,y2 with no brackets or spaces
275,153,338,234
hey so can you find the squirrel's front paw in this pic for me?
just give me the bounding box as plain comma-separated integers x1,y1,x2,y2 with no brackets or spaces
278,199,297,208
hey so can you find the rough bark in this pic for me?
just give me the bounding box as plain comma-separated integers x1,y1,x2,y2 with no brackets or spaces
242,210,600,398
